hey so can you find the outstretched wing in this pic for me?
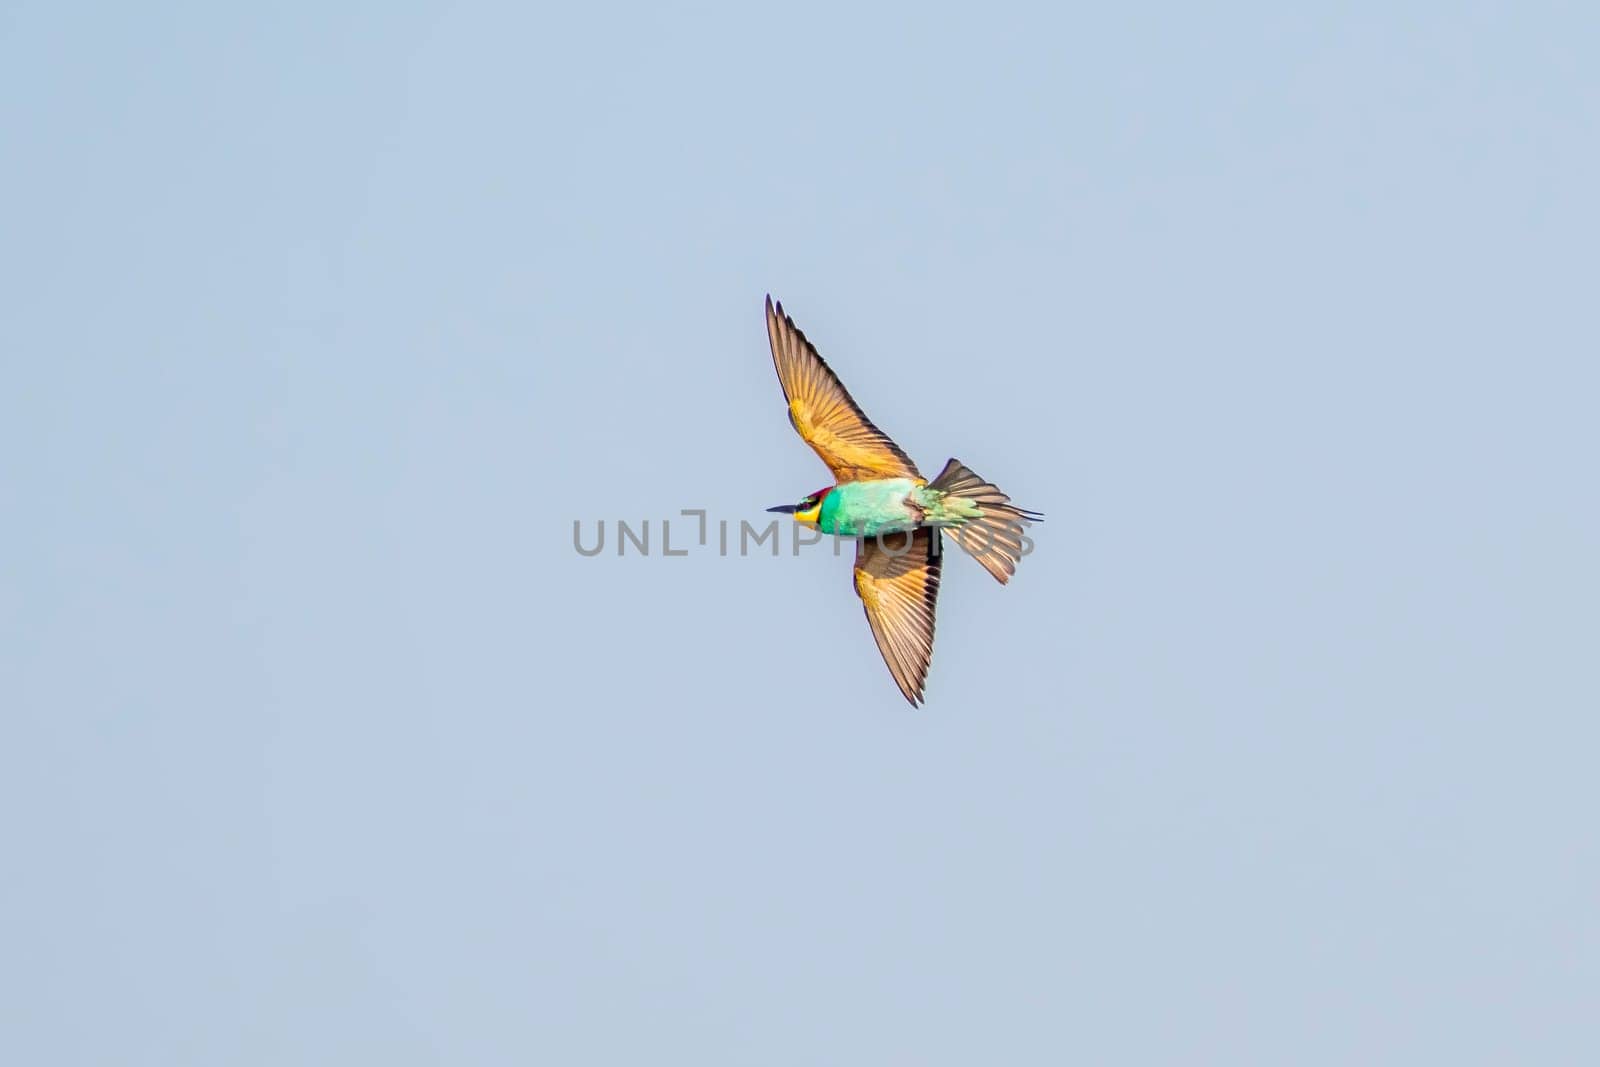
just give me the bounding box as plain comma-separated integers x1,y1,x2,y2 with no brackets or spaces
853,528,942,706
766,296,921,483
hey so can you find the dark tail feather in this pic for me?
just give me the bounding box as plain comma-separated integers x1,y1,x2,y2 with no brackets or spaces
929,458,1042,584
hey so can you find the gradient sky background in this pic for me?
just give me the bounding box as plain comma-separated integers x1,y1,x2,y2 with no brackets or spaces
4,3,1598,1064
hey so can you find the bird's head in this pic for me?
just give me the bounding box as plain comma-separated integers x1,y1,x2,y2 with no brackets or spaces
767,486,833,527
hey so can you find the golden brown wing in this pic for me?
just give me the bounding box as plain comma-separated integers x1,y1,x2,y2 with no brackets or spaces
853,528,942,707
766,297,921,483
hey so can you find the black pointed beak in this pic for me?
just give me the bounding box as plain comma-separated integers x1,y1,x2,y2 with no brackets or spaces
766,504,798,514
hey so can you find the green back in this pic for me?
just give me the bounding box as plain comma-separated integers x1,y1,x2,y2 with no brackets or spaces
818,478,919,537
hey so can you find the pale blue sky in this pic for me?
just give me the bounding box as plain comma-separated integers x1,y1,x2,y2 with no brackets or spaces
3,3,1598,1064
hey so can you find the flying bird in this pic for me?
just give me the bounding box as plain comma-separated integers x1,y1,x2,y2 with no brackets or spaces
763,296,1041,706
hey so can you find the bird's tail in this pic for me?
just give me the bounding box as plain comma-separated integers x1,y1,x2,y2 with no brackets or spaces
926,458,1042,584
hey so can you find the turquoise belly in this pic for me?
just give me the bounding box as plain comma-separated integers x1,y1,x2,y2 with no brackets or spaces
818,478,919,536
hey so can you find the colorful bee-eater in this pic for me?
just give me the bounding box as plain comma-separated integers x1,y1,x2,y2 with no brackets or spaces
764,297,1041,706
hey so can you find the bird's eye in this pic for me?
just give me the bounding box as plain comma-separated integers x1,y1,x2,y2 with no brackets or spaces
800,497,815,510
